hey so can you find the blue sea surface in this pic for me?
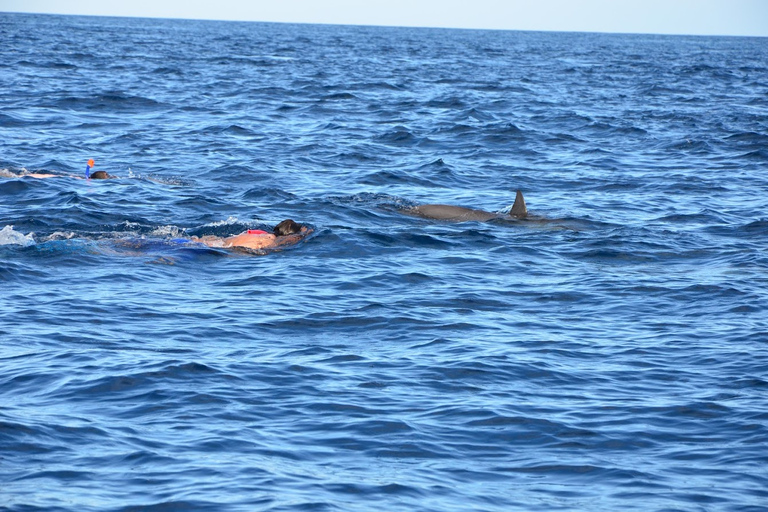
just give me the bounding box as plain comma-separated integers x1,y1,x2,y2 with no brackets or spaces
1,12,768,511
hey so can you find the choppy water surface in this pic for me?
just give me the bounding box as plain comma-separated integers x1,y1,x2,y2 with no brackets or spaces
1,12,767,511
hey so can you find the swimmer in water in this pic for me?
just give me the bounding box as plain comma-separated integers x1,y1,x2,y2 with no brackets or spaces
0,169,66,179
85,159,117,179
1,159,116,179
192,219,312,251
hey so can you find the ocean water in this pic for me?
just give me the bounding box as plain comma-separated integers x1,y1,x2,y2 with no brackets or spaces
1,11,768,511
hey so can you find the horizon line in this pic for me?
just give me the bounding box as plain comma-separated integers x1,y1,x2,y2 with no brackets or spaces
2,9,766,39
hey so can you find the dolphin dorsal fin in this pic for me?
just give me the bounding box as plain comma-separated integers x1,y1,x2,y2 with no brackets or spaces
511,190,527,218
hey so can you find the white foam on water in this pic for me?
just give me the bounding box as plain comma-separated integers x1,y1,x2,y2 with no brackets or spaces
0,225,35,247
204,216,241,227
150,225,184,237
44,231,78,241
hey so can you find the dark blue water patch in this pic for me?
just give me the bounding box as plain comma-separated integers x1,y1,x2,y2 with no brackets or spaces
738,148,768,161
320,92,359,102
151,66,185,76
480,122,531,144
655,137,715,153
374,127,423,146
357,169,441,188
0,113,36,128
44,93,168,114
738,219,768,235
239,186,300,203
0,179,36,195
0,259,48,282
724,131,768,144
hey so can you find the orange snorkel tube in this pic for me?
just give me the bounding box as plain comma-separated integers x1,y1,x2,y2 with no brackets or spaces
85,159,94,179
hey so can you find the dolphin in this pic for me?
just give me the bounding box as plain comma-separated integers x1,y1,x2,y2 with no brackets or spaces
405,190,528,222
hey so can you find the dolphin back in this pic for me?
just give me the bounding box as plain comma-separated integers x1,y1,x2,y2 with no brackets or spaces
406,190,528,222
409,204,499,222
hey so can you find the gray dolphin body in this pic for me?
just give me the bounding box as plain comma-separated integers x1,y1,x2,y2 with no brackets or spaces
406,190,528,222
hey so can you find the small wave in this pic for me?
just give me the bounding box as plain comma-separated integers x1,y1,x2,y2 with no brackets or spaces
187,217,251,237
435,123,475,135
124,170,193,186
724,132,768,144
464,107,496,122
582,121,648,137
334,151,380,163
659,138,713,152
207,56,283,67
151,66,183,75
747,96,768,107
48,61,77,70
222,124,257,137
375,127,420,146
149,225,185,238
481,122,531,145
0,225,35,247
321,92,358,101
358,169,440,188
354,81,403,92
327,192,417,211
263,55,295,61
740,219,768,235
240,186,298,202
42,231,78,241
425,96,466,109
0,113,29,127
417,158,450,170
50,93,166,113
636,84,685,96
739,149,768,160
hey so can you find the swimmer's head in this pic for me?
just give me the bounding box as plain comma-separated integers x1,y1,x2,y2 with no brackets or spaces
90,170,115,179
273,219,303,236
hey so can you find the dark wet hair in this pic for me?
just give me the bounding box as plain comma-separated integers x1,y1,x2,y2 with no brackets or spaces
90,171,115,179
273,219,303,236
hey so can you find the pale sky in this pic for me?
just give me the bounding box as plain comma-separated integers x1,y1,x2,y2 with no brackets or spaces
2,0,767,36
